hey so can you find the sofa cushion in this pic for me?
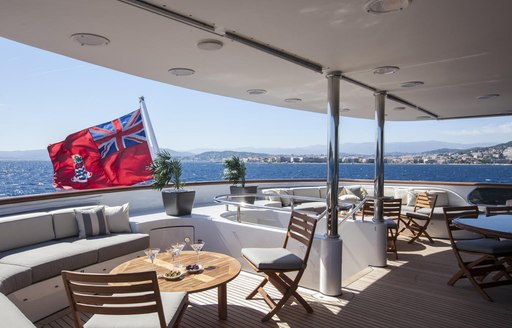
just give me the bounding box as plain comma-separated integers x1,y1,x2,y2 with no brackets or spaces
68,233,149,262
0,293,36,328
292,187,321,204
294,201,326,214
341,185,368,200
428,190,449,207
0,241,98,283
0,263,32,295
75,206,110,238
0,212,55,252
456,239,512,256
83,291,187,328
339,194,360,205
50,206,96,239
105,203,132,233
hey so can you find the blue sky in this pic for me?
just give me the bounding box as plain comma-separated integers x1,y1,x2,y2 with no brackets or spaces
1,37,511,152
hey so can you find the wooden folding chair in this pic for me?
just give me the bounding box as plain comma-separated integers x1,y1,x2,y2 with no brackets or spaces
486,205,512,216
362,198,402,259
61,270,188,328
443,206,512,301
241,211,317,322
400,192,437,244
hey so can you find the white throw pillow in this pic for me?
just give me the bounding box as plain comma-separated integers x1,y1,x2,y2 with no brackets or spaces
339,194,360,204
105,203,131,233
407,191,418,206
75,206,110,238
506,199,512,206
394,188,409,204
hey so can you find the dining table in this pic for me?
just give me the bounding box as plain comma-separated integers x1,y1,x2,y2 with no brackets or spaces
452,214,512,239
111,250,241,320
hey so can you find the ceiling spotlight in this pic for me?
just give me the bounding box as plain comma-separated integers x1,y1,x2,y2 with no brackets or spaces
417,115,432,120
401,81,424,88
477,94,500,100
284,98,302,103
393,106,406,111
70,33,110,46
247,89,267,95
168,68,195,76
197,39,224,51
341,108,351,112
373,66,399,75
365,0,411,14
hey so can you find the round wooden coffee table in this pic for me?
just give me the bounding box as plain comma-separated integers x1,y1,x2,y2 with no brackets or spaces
111,250,241,319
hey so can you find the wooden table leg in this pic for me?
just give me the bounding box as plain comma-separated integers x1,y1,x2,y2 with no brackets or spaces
218,283,227,320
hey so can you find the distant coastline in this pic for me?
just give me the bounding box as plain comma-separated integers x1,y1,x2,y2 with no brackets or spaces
1,161,511,198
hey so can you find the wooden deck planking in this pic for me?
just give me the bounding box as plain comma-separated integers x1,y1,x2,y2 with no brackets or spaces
37,236,512,328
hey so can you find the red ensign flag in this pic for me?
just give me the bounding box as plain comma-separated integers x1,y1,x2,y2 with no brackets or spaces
48,109,152,189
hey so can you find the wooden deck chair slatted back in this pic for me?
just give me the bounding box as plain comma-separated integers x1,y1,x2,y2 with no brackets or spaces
400,192,438,244
283,211,317,263
413,192,437,216
486,206,512,216
443,206,479,245
62,271,167,328
361,198,402,220
361,198,402,258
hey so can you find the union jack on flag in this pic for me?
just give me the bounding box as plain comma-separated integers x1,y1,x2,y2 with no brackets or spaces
89,109,147,159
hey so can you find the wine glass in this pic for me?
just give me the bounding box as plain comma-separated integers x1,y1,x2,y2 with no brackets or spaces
190,240,205,264
166,247,178,267
171,242,186,267
144,248,160,268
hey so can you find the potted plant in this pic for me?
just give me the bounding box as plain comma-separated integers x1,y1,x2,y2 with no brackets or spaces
223,155,257,204
148,150,195,216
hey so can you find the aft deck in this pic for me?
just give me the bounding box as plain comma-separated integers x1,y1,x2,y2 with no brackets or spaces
36,236,512,328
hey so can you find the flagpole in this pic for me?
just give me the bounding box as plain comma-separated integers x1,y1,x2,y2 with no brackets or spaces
139,96,160,158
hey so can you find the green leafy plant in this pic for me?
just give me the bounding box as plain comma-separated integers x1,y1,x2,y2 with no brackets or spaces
147,151,185,191
223,156,246,187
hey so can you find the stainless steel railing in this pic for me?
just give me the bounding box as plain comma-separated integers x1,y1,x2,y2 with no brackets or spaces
213,193,367,226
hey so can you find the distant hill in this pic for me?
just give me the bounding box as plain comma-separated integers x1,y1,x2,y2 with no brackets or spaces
187,150,269,162
0,149,49,161
0,141,506,161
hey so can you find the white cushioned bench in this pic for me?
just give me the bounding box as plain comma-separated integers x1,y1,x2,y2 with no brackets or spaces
0,204,149,322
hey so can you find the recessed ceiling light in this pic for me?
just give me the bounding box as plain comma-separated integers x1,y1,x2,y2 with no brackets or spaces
477,94,500,100
373,66,400,75
401,81,424,88
70,33,110,46
168,68,195,76
247,89,267,95
284,98,302,103
197,39,224,51
417,115,432,120
393,106,406,111
341,108,351,112
365,0,411,14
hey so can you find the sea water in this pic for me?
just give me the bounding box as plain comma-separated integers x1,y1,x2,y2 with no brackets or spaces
0,161,511,197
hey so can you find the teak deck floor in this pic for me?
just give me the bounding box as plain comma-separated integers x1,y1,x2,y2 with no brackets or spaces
37,237,512,328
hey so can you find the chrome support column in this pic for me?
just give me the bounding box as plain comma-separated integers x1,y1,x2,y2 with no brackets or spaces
326,72,341,237
374,91,386,223
320,72,342,296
